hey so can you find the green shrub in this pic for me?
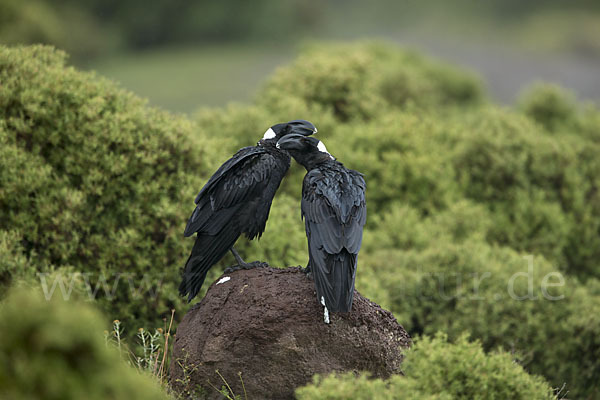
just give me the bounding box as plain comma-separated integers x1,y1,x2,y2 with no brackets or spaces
290,103,600,281
0,230,31,290
0,287,170,400
400,333,553,399
451,108,600,279
296,333,553,399
361,200,491,255
518,83,577,132
451,109,575,267
314,102,600,280
0,45,211,331
556,282,600,399
328,112,461,215
519,82,600,142
576,105,600,142
258,42,484,121
356,240,599,397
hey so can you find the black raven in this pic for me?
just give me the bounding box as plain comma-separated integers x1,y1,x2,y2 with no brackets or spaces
276,134,366,323
180,120,317,301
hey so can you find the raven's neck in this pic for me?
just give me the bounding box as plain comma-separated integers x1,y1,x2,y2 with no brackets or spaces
260,139,283,154
260,139,292,162
291,151,335,171
260,138,278,149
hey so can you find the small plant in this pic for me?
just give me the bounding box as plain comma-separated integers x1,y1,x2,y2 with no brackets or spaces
136,327,162,373
206,370,247,400
105,310,176,388
173,349,207,399
112,319,123,356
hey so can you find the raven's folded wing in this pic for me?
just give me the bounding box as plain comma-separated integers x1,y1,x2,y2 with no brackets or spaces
184,147,278,236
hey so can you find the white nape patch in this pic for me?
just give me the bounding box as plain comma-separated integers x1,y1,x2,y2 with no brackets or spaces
263,127,276,140
317,141,335,160
321,296,330,324
216,276,231,285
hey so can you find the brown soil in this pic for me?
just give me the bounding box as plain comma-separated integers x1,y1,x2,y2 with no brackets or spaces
170,266,411,399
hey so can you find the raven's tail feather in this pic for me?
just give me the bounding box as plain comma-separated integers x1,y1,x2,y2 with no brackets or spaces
179,227,240,302
313,249,357,313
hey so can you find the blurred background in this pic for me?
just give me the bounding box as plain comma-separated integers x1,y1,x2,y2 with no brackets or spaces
2,0,599,113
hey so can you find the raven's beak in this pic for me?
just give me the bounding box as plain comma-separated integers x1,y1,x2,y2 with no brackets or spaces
276,133,305,150
287,120,317,136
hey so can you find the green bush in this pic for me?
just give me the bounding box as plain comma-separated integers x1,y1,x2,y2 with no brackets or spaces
519,82,600,142
451,109,574,266
576,105,600,142
328,112,461,215
356,239,600,397
0,45,210,331
277,97,600,280
258,42,484,121
518,83,577,132
452,108,600,279
0,231,31,290
0,287,169,400
294,99,599,280
296,333,553,399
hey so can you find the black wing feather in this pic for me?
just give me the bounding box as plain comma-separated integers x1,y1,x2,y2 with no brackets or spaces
180,146,287,301
184,147,277,237
193,146,260,204
302,167,366,312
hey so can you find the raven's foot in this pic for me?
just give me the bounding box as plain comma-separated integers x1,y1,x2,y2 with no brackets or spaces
300,264,312,279
224,261,268,274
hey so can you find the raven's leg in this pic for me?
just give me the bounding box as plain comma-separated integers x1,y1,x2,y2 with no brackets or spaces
223,247,267,273
301,262,312,279
230,247,248,266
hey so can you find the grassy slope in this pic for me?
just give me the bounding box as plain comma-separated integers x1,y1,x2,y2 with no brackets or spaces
89,44,294,113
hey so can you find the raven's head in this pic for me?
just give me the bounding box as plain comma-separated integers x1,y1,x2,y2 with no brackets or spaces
260,120,317,145
276,133,334,168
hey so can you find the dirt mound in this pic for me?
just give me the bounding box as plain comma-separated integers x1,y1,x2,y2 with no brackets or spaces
170,266,410,399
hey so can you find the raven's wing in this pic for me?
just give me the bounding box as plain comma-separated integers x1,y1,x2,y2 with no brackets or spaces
302,168,366,312
180,146,285,301
183,146,279,237
192,146,260,204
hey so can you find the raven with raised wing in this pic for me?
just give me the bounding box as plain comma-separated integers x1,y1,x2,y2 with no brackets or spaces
180,120,317,301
